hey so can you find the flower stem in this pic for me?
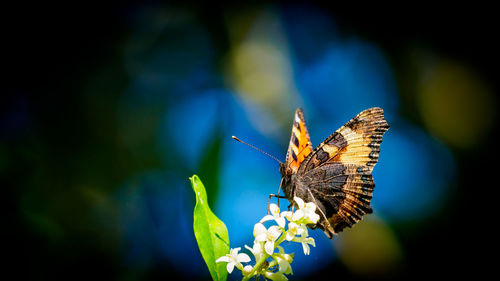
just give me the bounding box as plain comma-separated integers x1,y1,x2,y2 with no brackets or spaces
276,233,286,246
242,253,270,281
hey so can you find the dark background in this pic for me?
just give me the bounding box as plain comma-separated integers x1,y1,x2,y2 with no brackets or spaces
3,2,498,280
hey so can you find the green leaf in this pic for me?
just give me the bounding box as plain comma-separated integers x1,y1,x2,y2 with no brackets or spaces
190,174,229,281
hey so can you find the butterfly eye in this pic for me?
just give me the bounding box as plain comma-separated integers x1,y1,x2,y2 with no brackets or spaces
279,164,286,175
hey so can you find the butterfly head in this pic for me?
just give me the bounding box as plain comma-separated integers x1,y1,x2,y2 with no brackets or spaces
279,162,290,176
279,163,293,199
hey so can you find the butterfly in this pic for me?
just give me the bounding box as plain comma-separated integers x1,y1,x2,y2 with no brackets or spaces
278,107,389,238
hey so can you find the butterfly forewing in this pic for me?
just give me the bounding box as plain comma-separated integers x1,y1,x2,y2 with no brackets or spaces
285,108,313,173
298,107,389,175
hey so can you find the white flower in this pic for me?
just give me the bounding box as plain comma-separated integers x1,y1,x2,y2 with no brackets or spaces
264,271,288,281
276,255,293,274
216,247,251,273
292,236,316,255
281,210,293,221
293,197,320,224
276,245,294,263
275,246,294,274
285,221,307,241
245,242,264,261
242,265,253,275
260,203,286,228
254,223,282,255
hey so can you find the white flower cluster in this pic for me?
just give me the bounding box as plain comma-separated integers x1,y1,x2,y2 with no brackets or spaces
216,197,320,281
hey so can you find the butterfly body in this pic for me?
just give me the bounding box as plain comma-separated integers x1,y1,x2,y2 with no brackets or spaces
280,108,389,238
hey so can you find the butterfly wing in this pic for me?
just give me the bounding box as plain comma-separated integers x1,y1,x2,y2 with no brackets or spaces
298,107,389,174
295,107,389,237
285,108,313,173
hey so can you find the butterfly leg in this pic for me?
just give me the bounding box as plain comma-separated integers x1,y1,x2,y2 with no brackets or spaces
268,194,287,214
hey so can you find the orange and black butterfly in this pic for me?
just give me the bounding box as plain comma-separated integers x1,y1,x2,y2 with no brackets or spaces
234,108,389,238
278,107,389,238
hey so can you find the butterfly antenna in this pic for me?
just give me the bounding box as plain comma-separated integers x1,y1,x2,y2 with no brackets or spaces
232,136,283,164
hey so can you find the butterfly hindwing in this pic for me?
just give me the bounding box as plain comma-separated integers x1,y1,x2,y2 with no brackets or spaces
285,108,313,173
295,163,375,238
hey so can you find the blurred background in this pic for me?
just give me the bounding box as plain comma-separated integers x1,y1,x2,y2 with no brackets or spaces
3,2,498,280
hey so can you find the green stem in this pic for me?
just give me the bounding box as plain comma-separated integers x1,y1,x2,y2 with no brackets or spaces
275,233,286,246
242,253,269,281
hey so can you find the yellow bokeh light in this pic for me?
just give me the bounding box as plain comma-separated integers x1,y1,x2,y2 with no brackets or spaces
417,58,495,148
334,216,403,277
231,41,292,106
224,8,301,136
